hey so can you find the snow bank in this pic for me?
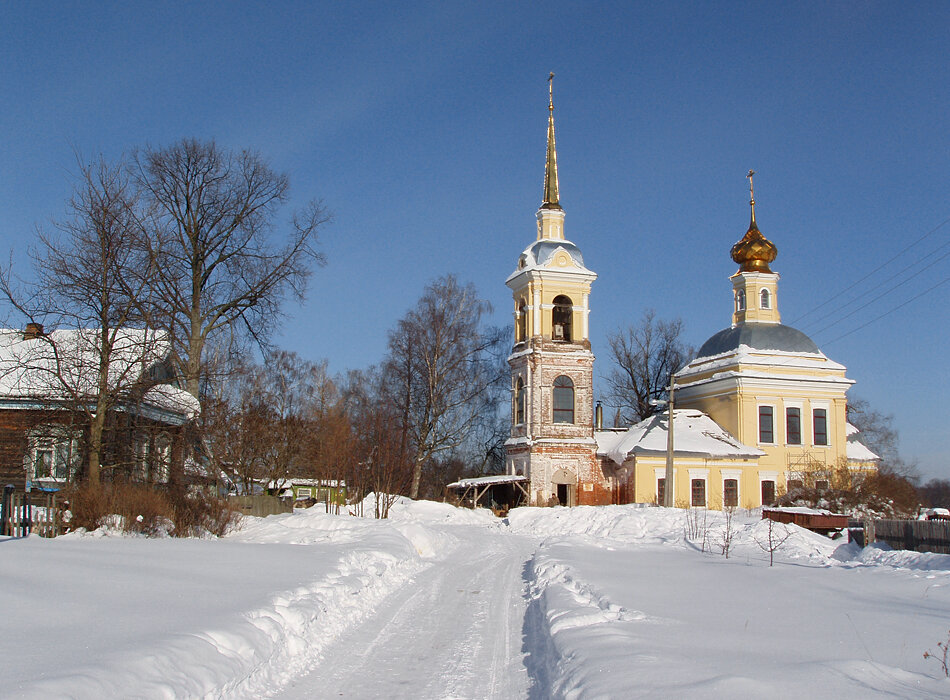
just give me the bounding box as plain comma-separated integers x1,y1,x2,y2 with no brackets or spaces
5,507,454,699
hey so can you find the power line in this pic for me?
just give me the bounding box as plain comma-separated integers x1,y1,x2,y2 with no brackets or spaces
788,214,950,326
821,273,950,347
800,233,950,333
810,244,950,338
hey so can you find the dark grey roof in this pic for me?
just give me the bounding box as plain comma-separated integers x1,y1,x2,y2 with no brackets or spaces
523,239,585,268
696,323,821,358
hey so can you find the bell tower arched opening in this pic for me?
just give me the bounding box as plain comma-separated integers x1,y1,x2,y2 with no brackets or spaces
552,295,573,342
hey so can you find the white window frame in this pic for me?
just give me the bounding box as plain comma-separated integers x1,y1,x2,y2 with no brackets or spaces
757,403,777,445
809,400,831,448
783,400,803,446
25,425,81,484
154,433,172,484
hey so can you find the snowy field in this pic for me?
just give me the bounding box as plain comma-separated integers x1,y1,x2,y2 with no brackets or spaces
3,501,950,699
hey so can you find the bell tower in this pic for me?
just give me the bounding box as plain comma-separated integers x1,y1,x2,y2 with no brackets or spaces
504,74,607,507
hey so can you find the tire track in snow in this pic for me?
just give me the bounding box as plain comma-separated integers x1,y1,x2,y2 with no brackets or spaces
278,526,536,699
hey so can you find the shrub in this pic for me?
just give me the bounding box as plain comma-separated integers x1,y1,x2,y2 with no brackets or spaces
62,483,239,537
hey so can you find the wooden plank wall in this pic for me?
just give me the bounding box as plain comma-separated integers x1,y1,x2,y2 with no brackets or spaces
868,519,950,555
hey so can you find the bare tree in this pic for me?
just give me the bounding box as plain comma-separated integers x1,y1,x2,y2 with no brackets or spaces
381,275,506,499
202,351,335,492
341,367,413,518
132,139,330,399
756,517,792,566
1,157,167,484
605,309,693,426
847,396,917,479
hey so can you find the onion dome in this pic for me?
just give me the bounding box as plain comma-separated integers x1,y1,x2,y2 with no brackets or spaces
730,170,777,273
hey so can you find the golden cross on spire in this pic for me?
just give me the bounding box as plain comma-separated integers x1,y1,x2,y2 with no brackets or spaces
747,169,757,224
548,72,555,111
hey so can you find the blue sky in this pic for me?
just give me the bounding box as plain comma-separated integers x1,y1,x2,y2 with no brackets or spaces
2,2,948,477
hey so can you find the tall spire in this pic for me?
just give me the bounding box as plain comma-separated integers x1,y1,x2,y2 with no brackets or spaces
541,72,561,210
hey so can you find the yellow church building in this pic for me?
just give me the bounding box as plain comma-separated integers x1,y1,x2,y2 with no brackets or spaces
504,79,878,509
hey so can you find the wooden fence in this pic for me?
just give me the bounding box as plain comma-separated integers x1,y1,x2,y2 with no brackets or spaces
1,490,62,538
227,495,292,518
867,519,950,555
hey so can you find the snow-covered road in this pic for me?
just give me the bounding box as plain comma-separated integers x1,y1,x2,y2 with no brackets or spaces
279,526,537,700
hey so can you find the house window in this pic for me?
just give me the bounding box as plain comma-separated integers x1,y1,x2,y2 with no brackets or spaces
133,433,149,482
516,299,527,342
154,434,172,484
723,479,738,507
815,479,829,491
813,409,828,446
736,289,746,311
691,479,706,507
761,480,775,505
656,477,666,505
786,407,801,445
787,479,804,491
27,427,80,482
760,288,771,309
552,375,574,423
296,487,312,499
552,295,573,342
515,377,526,425
759,406,774,443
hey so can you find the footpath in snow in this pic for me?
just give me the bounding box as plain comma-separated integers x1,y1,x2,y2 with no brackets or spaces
3,500,950,698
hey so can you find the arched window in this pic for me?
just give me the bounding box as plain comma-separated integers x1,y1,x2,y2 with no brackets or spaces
760,288,771,309
516,299,527,343
736,289,746,311
515,377,526,425
552,295,573,342
552,375,574,423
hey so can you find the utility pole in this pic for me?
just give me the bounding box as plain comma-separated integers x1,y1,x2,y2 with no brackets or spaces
664,382,675,507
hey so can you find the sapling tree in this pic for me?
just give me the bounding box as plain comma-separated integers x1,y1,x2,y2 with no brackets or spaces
756,517,792,566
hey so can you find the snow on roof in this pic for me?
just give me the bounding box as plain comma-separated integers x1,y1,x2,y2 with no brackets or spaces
845,422,880,462
600,409,764,465
676,343,847,382
446,474,528,489
0,327,198,420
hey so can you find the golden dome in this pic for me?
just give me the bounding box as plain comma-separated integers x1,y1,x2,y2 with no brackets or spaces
730,170,777,273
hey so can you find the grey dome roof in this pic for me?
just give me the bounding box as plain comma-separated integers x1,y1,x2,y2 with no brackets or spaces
522,239,585,268
696,322,821,358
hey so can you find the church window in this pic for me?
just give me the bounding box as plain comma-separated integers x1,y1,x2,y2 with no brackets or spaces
736,289,746,311
552,295,573,342
761,480,775,505
656,477,666,505
516,299,527,342
723,479,738,507
552,375,574,423
691,478,706,507
758,406,774,443
786,407,801,445
760,288,771,309
515,377,526,425
813,408,828,446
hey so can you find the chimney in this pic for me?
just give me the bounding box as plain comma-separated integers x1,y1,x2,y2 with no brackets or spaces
23,322,44,340
595,401,603,430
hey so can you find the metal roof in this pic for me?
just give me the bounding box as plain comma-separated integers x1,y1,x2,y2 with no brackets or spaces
696,322,821,358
